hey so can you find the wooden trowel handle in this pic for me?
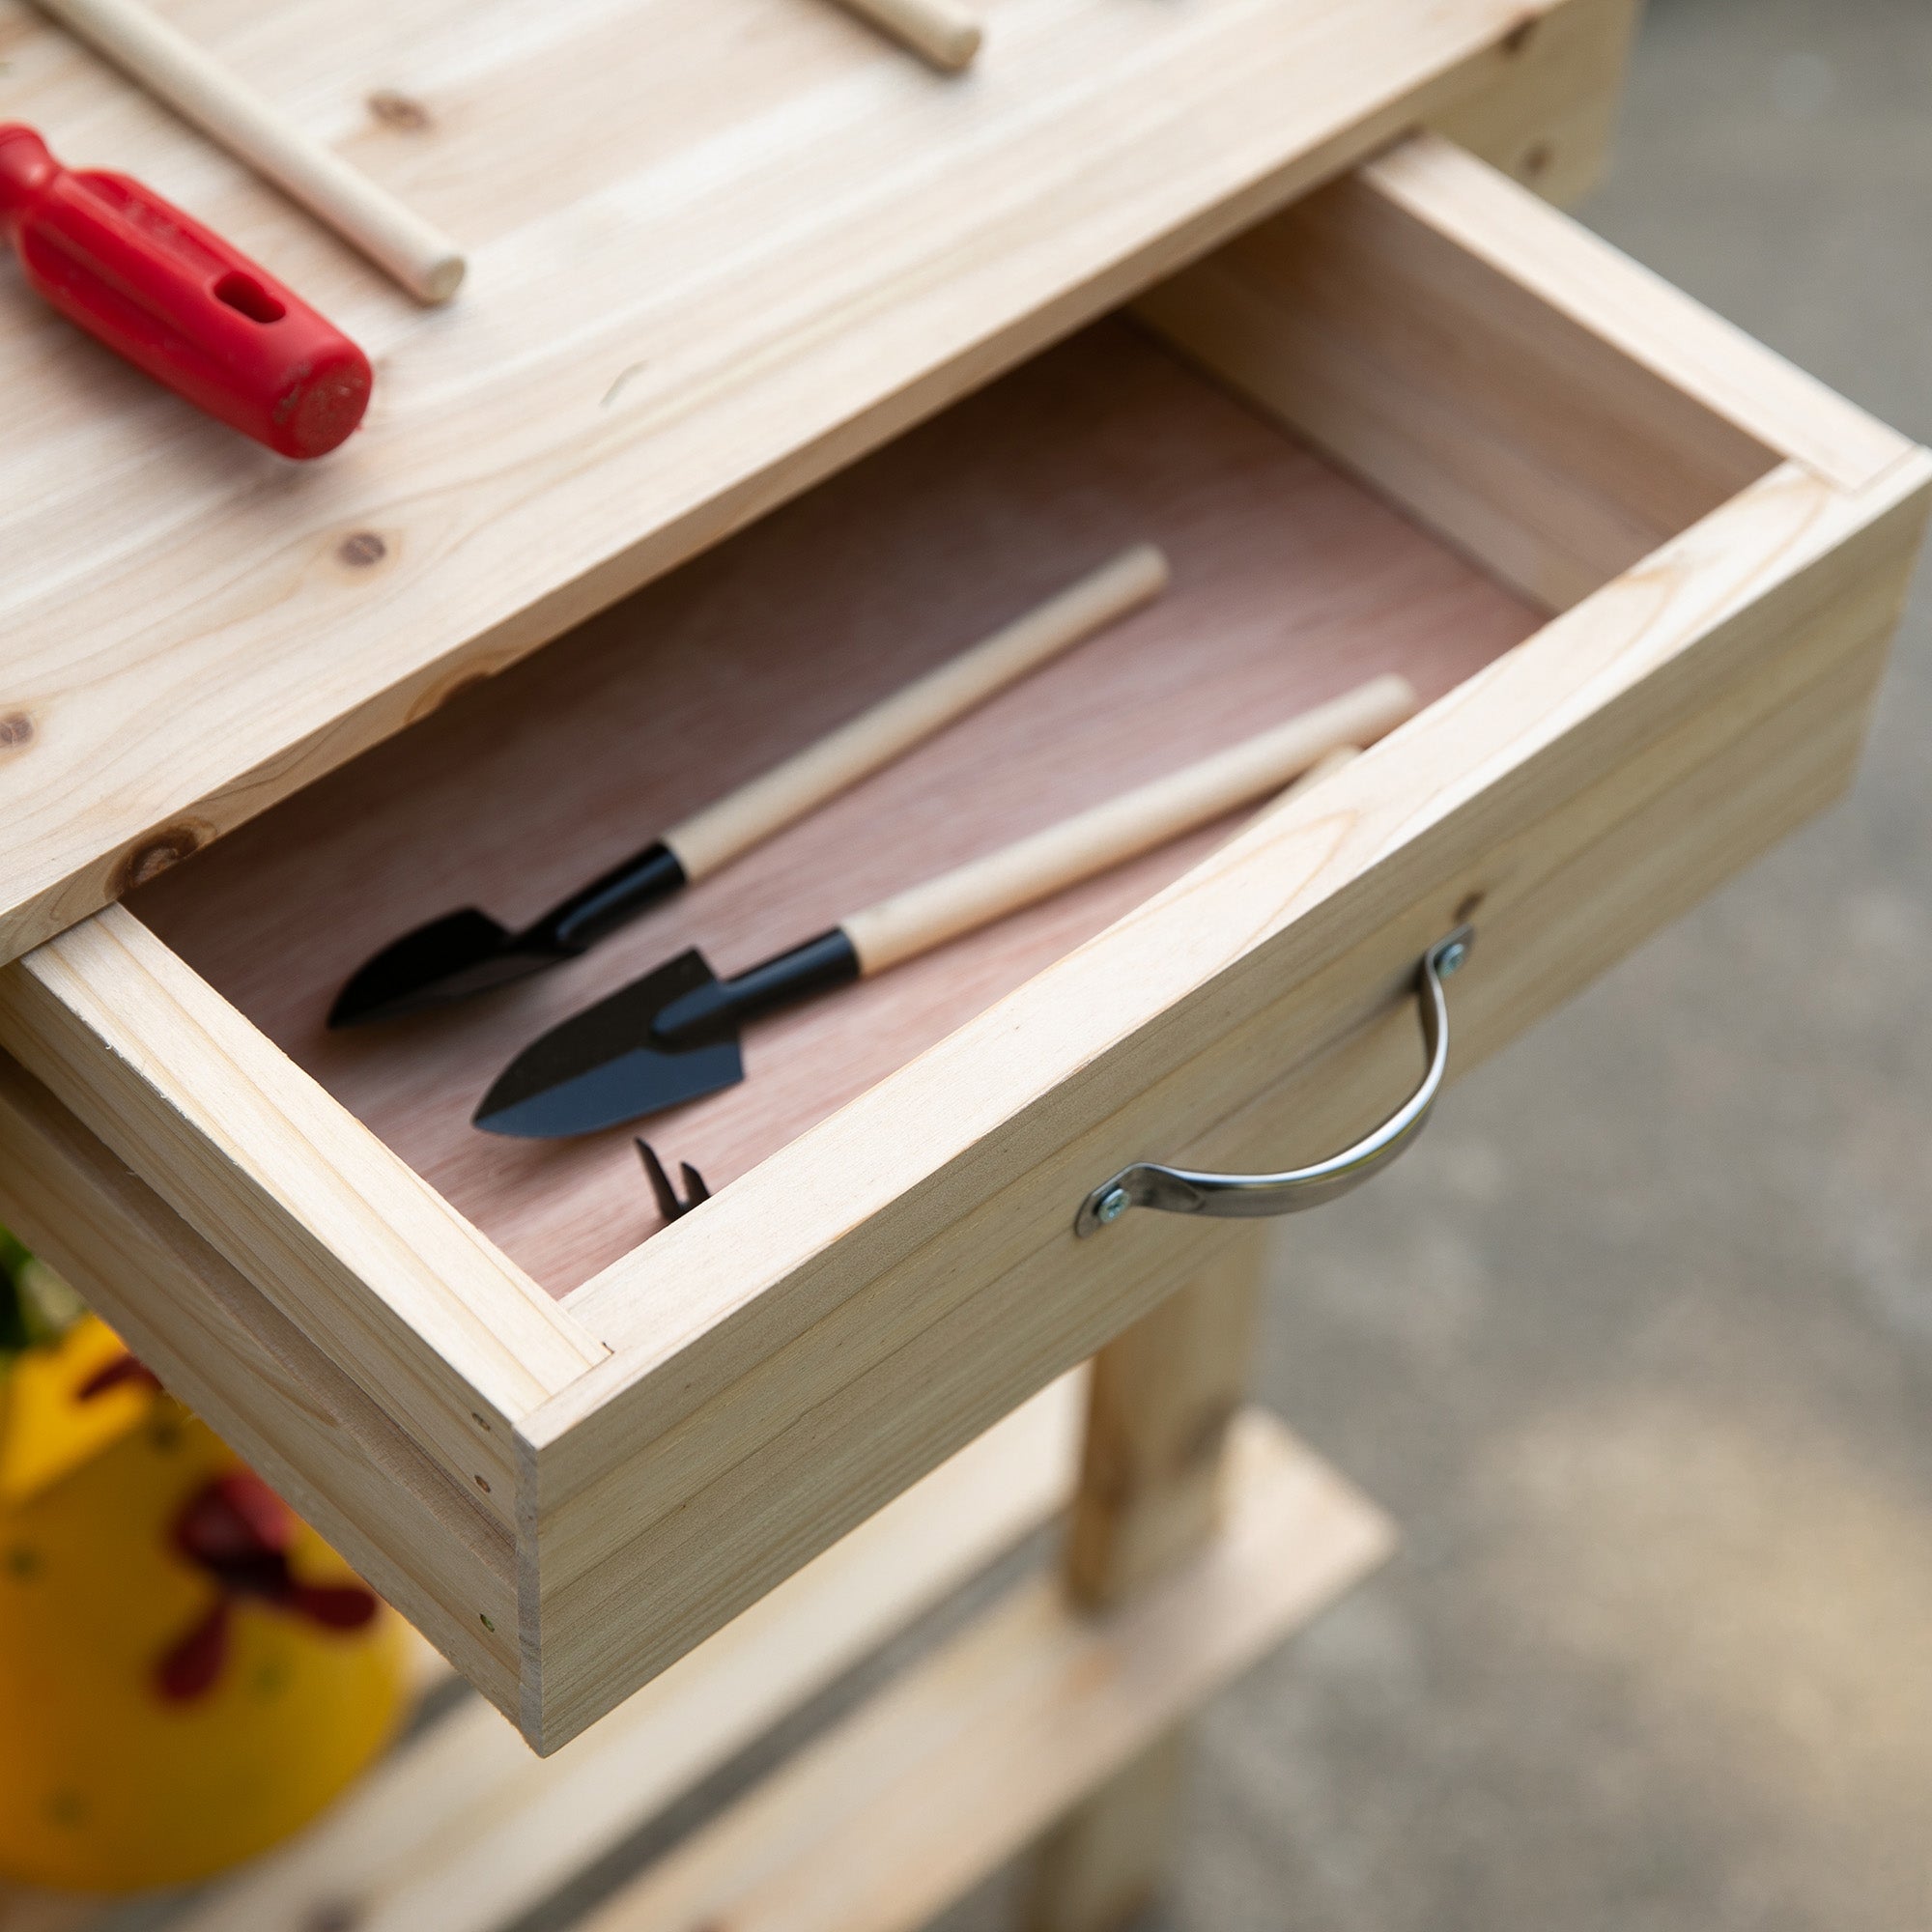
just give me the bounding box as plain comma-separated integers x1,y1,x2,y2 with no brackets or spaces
841,674,1416,977
662,545,1168,882
830,0,982,69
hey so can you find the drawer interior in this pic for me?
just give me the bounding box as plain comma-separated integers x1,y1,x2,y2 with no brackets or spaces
124,145,1787,1302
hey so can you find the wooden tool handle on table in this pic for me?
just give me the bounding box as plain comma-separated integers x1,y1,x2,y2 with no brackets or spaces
830,0,983,71
842,674,1416,975
30,0,466,302
663,544,1169,881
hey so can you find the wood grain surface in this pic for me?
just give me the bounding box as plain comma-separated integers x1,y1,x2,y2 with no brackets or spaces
0,1049,526,1711
0,0,1618,964
25,0,468,299
1027,1229,1269,1931
573,1412,1392,1932
129,320,1540,1295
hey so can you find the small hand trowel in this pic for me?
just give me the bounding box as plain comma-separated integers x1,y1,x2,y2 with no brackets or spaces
474,674,1417,1139
328,546,1169,1027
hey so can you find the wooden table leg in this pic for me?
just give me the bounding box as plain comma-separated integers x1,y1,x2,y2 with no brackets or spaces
1023,1228,1267,1932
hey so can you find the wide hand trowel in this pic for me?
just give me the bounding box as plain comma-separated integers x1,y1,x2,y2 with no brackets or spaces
329,546,1167,1026
474,674,1417,1139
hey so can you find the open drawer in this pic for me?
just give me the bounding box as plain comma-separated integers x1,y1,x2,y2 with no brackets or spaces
1,137,1924,1752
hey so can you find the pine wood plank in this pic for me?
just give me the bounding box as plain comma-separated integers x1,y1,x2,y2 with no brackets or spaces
1368,135,1912,495
1138,133,1911,616
0,910,608,1529
0,0,1627,966
0,1051,524,1707
1137,156,1770,615
573,1411,1391,1932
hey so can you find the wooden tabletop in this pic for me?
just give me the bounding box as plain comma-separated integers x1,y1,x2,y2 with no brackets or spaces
0,0,1574,966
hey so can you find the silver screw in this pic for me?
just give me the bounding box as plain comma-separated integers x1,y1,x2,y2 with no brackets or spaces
1095,1186,1130,1226
1436,940,1469,979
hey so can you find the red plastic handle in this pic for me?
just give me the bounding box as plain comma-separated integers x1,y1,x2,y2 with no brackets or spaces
0,124,372,459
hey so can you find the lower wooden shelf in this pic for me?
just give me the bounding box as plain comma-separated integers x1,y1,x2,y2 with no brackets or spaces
0,1398,1388,1932
580,1408,1389,1932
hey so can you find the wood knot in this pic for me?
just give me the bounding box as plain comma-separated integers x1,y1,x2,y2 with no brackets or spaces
367,89,433,132
0,712,33,749
336,530,388,569
1500,14,1538,55
1454,889,1487,924
114,821,212,894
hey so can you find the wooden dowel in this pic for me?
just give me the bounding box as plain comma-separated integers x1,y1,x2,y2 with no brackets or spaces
664,545,1170,881
29,0,467,303
844,675,1412,976
827,0,983,71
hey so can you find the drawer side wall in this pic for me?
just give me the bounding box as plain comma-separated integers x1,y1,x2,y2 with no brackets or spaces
0,1057,522,1713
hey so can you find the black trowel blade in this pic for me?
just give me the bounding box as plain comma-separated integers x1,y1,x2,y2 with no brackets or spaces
473,949,745,1139
329,908,571,1028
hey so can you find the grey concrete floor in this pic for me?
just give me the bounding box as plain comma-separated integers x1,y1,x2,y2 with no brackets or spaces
941,2,1932,1926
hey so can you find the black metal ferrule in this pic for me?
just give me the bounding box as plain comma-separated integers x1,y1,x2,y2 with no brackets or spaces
651,928,861,1047
542,840,688,953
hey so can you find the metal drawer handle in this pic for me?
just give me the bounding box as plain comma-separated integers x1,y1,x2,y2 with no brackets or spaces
1074,925,1474,1236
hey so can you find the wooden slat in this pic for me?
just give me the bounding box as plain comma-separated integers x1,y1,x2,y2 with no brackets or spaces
519,448,1931,1748
1137,135,1779,614
1367,134,1913,496
0,1051,523,1707
0,910,607,1527
1144,128,1917,607
157,1372,1084,1932
1140,135,1913,616
573,1411,1391,1932
0,0,1629,964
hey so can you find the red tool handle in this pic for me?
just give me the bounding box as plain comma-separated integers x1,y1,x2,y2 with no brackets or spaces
0,124,371,460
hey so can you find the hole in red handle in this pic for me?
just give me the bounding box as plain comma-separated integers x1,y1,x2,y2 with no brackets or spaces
212,270,287,325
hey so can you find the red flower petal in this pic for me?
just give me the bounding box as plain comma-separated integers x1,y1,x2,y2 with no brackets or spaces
173,1470,293,1567
155,1599,231,1702
289,1581,380,1631
75,1352,161,1402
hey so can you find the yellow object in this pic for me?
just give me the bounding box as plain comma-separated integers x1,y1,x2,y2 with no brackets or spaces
0,1308,156,1507
0,1317,407,1892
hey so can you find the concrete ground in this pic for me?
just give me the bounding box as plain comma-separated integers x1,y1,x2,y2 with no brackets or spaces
941,1,1932,1926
